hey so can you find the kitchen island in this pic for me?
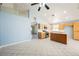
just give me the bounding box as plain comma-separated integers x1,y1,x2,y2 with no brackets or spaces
50,31,67,44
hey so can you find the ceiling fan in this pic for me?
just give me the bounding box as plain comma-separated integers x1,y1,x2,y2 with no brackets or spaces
31,3,50,11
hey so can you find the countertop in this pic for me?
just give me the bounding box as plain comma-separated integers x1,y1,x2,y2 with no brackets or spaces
50,31,66,34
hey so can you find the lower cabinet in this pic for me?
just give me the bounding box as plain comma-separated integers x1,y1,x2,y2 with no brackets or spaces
50,33,67,44
38,32,46,39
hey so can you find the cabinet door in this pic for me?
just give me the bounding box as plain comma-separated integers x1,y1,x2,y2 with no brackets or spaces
59,24,64,30
74,22,79,31
74,32,79,40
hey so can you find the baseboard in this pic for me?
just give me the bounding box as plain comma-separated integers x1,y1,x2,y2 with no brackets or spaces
0,40,31,48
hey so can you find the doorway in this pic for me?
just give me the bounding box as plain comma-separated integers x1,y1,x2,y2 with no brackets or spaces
31,23,38,39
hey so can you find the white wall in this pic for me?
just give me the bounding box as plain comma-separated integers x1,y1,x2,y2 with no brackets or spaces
0,11,32,46
64,26,73,38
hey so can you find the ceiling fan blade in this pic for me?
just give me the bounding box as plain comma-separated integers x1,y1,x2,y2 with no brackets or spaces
31,3,39,6
45,4,49,10
38,7,41,11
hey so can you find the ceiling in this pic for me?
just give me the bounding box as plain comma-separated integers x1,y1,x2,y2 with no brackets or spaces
1,3,79,24
29,3,79,24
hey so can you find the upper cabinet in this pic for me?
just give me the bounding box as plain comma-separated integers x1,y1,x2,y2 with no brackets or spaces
59,24,65,30
73,22,79,31
59,23,73,30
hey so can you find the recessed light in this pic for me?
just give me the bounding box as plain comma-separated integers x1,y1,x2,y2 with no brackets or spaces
64,11,67,13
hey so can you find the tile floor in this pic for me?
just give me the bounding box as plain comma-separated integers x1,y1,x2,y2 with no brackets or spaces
0,38,79,56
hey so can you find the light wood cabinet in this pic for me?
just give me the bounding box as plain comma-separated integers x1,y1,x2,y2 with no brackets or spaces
38,32,46,39
59,22,79,40
73,22,79,31
59,24,64,30
64,23,73,26
73,22,79,40
74,32,79,40
59,23,73,30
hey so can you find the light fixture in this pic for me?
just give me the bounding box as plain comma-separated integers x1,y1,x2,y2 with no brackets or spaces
64,11,67,14
43,3,45,6
39,3,42,7
39,3,45,7
52,3,55,17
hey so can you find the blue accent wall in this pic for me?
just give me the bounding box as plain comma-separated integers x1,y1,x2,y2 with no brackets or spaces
0,11,32,46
